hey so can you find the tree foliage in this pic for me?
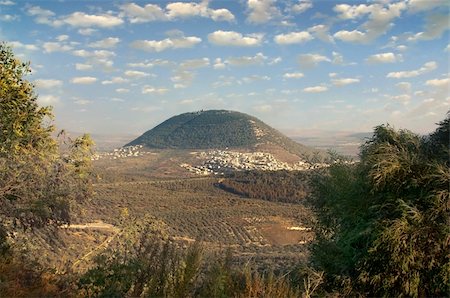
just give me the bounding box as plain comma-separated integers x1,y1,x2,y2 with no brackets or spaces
311,115,450,297
0,42,94,230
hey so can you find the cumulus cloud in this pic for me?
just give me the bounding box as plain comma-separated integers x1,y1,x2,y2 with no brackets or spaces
179,58,210,69
213,58,226,69
142,85,169,94
391,94,411,104
303,85,328,93
124,70,153,78
0,14,18,21
366,52,402,63
102,77,129,85
225,52,267,66
43,42,72,53
407,14,449,41
246,0,281,24
88,37,120,48
333,1,406,43
74,99,91,105
208,30,263,47
171,70,195,88
298,53,330,68
283,72,304,79
331,78,360,86
9,41,38,51
387,61,437,78
242,75,270,83
71,76,97,84
131,33,201,52
63,12,123,28
407,0,448,13
0,1,15,5
396,82,412,92
34,79,63,89
425,77,449,87
37,95,60,106
78,28,97,36
116,88,129,93
291,0,313,14
75,63,93,71
72,49,115,59
120,1,234,23
274,31,312,45
308,24,334,43
26,5,61,26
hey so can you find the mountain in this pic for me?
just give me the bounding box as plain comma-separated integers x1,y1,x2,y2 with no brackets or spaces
126,110,326,160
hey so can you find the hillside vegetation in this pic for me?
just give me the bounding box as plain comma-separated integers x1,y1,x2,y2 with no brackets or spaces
126,110,325,161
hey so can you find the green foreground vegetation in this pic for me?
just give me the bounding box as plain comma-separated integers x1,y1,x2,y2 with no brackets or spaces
1,43,449,297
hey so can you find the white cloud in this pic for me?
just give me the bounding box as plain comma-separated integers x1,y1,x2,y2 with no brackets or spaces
116,88,129,93
246,0,280,24
131,34,201,52
37,95,60,105
334,30,367,43
268,57,282,65
72,49,115,59
78,28,97,36
298,53,330,68
242,75,270,83
120,3,167,23
88,37,120,48
63,12,123,28
407,14,449,41
366,52,402,63
171,70,195,88
26,6,61,26
43,42,72,53
71,76,97,84
208,30,263,47
9,41,38,51
75,63,93,71
180,58,210,69
303,85,328,93
142,85,169,94
120,1,234,23
213,58,226,69
166,1,234,22
274,31,313,45
387,61,437,78
0,1,15,5
127,59,173,68
34,79,63,89
225,52,267,66
0,14,18,21
332,51,344,65
308,24,334,43
407,0,448,13
292,0,313,14
445,44,450,52
333,2,406,43
396,82,412,92
124,70,152,78
283,72,304,79
102,77,129,85
332,78,360,86
425,77,449,87
74,99,91,105
391,94,411,104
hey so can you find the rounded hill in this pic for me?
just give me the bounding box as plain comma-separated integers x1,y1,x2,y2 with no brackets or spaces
126,110,322,158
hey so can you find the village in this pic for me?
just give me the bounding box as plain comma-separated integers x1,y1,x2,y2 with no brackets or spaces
91,145,152,160
181,150,329,175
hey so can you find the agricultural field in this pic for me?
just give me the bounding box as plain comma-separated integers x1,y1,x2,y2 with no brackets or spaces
26,150,314,273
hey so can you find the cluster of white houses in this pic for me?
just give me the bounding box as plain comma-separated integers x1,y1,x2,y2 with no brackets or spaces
91,145,151,160
181,150,328,175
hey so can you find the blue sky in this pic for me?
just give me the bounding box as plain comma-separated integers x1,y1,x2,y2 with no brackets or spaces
1,0,449,136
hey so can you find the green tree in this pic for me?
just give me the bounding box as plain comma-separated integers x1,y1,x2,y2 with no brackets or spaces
311,115,449,297
0,42,94,232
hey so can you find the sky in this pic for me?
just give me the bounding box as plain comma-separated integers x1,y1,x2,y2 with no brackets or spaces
1,0,449,136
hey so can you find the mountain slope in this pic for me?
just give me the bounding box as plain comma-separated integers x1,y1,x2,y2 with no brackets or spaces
126,110,325,160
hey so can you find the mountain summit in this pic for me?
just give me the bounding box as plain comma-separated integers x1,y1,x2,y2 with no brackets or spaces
126,110,322,159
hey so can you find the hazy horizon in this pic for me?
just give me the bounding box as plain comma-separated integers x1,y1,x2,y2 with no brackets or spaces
1,0,448,135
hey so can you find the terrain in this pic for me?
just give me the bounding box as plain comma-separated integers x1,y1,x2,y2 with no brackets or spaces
126,110,328,161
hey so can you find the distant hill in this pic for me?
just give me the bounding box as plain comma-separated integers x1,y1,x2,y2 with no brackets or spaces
126,110,327,161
